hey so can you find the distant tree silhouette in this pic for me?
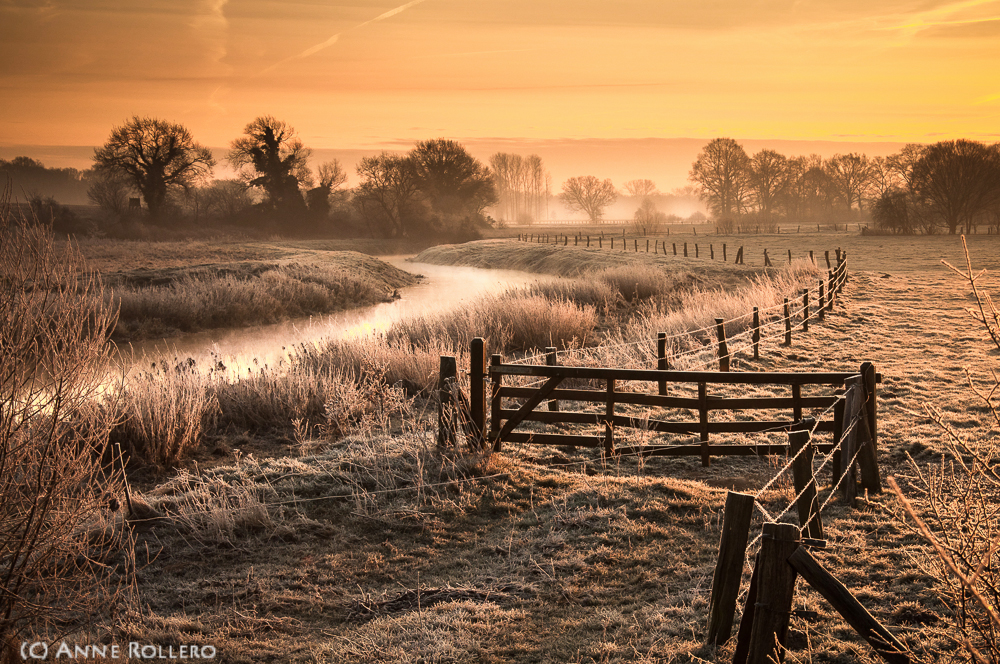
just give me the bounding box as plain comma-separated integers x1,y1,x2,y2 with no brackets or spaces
910,140,1000,234
93,116,214,218
747,150,787,216
825,153,873,211
622,179,658,199
410,139,496,218
228,116,312,215
559,175,617,221
354,152,421,238
689,138,751,217
490,153,548,223
306,159,348,217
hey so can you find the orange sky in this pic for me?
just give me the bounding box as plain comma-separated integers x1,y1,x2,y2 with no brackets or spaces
2,0,998,188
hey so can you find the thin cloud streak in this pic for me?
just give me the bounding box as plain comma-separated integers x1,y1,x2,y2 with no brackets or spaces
260,0,427,75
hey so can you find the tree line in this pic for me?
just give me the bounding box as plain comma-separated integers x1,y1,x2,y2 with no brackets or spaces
687,137,1000,234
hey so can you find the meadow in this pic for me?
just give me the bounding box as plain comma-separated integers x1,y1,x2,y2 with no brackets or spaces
6,218,1000,662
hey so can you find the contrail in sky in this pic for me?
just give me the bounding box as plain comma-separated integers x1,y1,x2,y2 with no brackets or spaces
261,0,427,74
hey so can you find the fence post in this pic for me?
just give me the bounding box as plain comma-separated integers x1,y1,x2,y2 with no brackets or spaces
827,270,836,310
764,249,772,267
489,354,503,452
699,382,710,466
825,250,831,269
839,377,863,505
706,491,755,646
646,239,649,252
437,356,458,448
789,426,824,540
787,548,910,663
634,239,638,252
657,332,668,395
673,242,677,256
738,246,744,264
801,289,809,332
715,318,730,371
684,242,688,257
710,243,715,259
696,243,699,258
611,237,615,250
587,235,591,247
818,281,826,321
604,379,616,456
809,250,814,265
746,522,800,664
858,362,882,493
752,307,761,359
783,298,792,345
546,347,559,412
470,338,486,447
788,249,792,264
723,243,727,262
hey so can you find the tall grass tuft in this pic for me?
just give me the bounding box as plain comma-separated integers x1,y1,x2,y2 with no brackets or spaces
0,187,132,656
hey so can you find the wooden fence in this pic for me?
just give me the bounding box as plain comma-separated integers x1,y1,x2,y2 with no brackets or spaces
517,230,854,270
705,375,907,663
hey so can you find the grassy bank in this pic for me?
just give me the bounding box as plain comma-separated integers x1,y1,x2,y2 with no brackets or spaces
109,252,416,340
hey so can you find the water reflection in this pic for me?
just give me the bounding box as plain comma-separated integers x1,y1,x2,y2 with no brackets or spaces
119,257,559,369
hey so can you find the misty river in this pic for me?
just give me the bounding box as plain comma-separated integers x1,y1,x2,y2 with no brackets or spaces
119,257,559,370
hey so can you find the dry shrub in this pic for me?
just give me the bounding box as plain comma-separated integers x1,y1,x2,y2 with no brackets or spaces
597,264,689,302
111,359,219,467
147,468,274,548
891,238,1000,662
0,188,131,654
389,291,598,352
294,336,447,396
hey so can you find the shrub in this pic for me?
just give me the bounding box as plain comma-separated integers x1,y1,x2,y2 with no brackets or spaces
0,187,131,655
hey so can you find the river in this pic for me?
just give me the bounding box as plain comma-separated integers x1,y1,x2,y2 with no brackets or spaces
119,257,559,370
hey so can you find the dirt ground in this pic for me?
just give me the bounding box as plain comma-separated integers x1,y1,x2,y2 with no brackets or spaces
121,232,1000,663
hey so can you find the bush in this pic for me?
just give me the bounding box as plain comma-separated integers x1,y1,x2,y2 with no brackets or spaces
0,187,131,655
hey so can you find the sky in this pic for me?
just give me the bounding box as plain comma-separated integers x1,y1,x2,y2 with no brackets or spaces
1,0,998,189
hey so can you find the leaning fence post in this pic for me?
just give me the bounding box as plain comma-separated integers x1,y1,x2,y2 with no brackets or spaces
752,307,761,359
489,354,503,452
470,337,486,447
437,356,458,447
746,522,800,664
706,491,755,646
715,318,730,371
790,425,823,540
546,347,559,412
657,332,668,395
788,547,911,663
783,298,792,345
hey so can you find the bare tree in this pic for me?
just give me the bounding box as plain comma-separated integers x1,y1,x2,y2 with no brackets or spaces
228,116,312,213
825,153,873,211
911,139,1000,234
410,139,496,219
887,143,926,190
490,153,549,223
623,179,658,199
559,176,617,222
689,138,751,217
93,116,214,218
747,149,787,215
307,159,348,217
86,169,134,222
353,152,421,238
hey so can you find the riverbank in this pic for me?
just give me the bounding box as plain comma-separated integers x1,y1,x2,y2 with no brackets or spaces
103,250,417,341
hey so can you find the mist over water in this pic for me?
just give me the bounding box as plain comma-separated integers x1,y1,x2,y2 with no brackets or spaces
120,257,561,371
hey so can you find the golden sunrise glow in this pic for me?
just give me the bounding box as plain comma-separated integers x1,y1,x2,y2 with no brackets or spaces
1,0,998,185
